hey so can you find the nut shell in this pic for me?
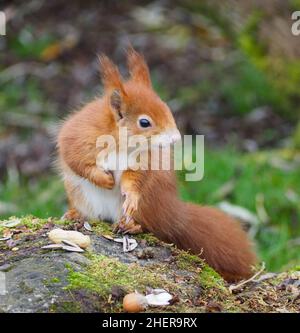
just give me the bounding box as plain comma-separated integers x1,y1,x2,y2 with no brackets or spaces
48,228,91,249
123,292,148,313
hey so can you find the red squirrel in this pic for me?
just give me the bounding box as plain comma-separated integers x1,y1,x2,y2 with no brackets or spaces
57,48,257,281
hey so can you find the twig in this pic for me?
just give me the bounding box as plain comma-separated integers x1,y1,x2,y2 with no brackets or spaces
228,262,266,293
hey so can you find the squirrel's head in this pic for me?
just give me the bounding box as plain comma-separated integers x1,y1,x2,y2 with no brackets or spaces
99,47,181,147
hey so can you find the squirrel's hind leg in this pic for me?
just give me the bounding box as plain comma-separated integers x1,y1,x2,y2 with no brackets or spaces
61,208,83,222
61,178,87,229
61,208,86,231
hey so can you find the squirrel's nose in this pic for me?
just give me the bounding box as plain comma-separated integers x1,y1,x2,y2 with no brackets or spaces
169,129,181,144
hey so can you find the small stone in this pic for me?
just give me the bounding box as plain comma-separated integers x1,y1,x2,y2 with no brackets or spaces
111,285,126,301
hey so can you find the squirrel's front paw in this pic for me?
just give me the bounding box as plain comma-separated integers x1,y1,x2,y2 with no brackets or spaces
113,216,143,235
122,191,139,217
92,169,115,189
101,171,115,189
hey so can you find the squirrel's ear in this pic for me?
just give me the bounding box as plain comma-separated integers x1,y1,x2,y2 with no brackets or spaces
127,46,152,88
99,54,125,93
110,89,123,121
99,54,127,121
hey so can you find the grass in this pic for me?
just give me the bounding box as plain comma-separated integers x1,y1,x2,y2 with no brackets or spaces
219,58,282,116
0,175,65,219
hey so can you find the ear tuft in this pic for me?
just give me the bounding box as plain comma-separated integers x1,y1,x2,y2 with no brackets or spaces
110,89,123,120
127,46,152,87
99,54,125,94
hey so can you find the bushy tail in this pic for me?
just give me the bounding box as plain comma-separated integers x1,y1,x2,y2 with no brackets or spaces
172,204,257,281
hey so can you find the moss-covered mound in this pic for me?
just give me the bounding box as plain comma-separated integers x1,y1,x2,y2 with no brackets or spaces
0,217,299,313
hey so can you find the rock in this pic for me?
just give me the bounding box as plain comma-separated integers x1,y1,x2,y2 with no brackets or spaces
0,253,76,312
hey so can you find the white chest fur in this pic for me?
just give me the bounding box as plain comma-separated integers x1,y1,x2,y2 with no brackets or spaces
62,149,128,223
65,170,123,223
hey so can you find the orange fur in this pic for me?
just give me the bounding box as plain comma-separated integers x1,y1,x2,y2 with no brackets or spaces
98,54,126,93
57,49,257,281
127,46,152,87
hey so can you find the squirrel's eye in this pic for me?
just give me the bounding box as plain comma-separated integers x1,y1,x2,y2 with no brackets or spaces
139,118,151,128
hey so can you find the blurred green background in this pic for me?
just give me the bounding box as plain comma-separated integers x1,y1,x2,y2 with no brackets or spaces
0,0,299,271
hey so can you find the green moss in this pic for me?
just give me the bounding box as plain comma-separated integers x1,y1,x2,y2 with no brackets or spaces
43,277,61,287
55,219,77,227
50,301,82,313
0,216,74,235
50,277,61,284
198,265,226,290
66,254,176,298
65,249,229,312
135,232,161,246
175,251,227,292
174,251,226,291
175,250,205,272
65,253,228,313
0,216,45,234
90,220,114,236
